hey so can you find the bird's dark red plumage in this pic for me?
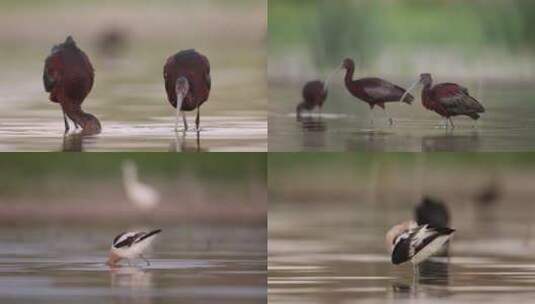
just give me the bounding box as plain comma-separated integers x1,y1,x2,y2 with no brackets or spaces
43,36,100,134
298,80,327,112
163,49,211,111
421,74,485,120
342,58,414,109
43,37,94,107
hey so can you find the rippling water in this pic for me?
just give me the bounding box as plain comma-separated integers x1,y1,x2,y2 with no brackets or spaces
269,82,535,152
269,202,535,303
0,224,266,304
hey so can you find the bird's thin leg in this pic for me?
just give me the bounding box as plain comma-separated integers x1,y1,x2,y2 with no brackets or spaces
383,108,393,126
412,263,418,291
369,109,375,127
448,118,455,129
196,130,201,152
140,255,150,266
62,109,70,133
195,106,200,131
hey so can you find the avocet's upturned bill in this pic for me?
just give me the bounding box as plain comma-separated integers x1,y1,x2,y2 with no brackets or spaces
107,229,162,266
386,221,455,265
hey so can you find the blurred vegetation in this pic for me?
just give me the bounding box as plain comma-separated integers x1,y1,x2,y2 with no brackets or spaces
269,0,535,67
0,0,259,10
0,153,265,195
269,153,535,175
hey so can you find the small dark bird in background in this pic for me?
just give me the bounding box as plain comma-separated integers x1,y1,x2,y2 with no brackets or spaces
96,27,129,58
474,177,502,206
415,196,450,228
296,80,327,119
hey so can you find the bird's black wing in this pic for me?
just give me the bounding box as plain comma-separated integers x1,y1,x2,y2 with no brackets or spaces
135,229,162,244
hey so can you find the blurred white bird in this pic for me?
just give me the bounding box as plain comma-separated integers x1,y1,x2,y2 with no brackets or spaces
122,160,160,211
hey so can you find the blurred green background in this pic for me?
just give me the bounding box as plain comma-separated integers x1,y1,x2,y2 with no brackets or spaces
269,153,535,204
0,153,266,224
269,0,535,85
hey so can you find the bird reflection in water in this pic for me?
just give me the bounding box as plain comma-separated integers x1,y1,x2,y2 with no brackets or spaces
422,131,480,152
298,116,327,149
62,132,100,152
170,131,206,152
110,266,154,304
62,133,84,151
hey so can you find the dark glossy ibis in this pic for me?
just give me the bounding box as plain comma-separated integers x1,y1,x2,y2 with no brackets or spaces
43,36,100,134
402,73,485,128
164,49,211,131
296,80,327,118
340,58,414,125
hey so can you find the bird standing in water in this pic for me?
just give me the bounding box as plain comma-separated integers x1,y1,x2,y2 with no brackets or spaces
401,73,485,128
386,221,455,282
164,49,211,132
339,58,414,125
43,36,101,135
107,229,162,267
296,80,328,119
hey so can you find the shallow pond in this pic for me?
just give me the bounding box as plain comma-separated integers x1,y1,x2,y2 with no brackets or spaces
269,201,535,303
0,224,266,304
269,82,535,152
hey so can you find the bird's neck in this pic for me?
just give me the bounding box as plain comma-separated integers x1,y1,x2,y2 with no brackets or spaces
421,83,433,107
63,103,101,135
123,169,139,186
344,66,355,87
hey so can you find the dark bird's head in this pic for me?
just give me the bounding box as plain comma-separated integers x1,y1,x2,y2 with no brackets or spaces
415,196,450,228
341,58,355,70
64,36,76,46
79,112,102,135
175,77,190,102
420,73,433,86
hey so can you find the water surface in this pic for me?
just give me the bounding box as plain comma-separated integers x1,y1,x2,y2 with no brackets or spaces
269,201,535,303
0,224,266,304
269,82,535,152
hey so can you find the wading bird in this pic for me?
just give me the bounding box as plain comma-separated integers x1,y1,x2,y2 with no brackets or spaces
122,161,160,211
401,73,485,128
296,81,328,118
339,58,414,125
164,49,211,131
43,36,101,134
386,221,454,279
107,229,162,266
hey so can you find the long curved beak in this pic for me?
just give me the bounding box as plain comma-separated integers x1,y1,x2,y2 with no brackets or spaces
399,79,421,103
324,65,342,92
